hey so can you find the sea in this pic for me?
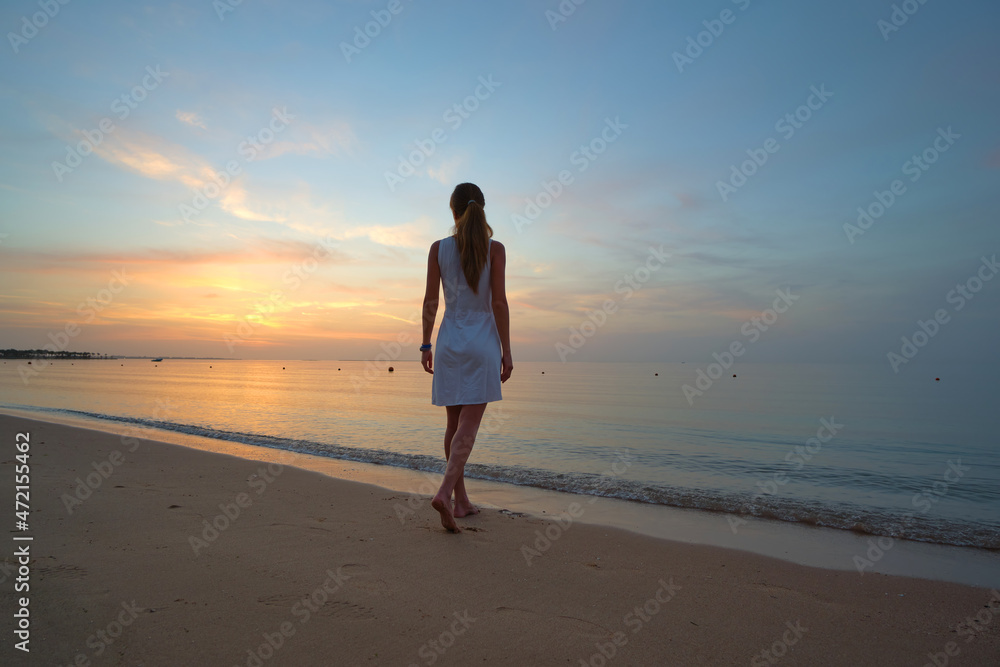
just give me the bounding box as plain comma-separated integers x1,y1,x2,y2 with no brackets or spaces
2,358,998,582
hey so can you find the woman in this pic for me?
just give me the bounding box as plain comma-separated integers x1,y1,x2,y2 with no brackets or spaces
420,182,513,533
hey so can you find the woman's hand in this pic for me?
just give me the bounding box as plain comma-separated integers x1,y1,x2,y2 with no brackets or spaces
500,352,513,383
421,349,433,374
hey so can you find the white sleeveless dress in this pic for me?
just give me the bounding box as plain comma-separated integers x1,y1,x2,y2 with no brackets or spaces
431,236,503,406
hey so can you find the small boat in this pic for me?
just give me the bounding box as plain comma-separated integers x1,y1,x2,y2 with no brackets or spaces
151,358,163,362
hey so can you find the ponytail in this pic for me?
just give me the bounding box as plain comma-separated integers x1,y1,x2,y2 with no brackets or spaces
450,184,493,293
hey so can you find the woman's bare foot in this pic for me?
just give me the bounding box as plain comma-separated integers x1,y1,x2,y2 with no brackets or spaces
431,495,460,532
453,500,480,518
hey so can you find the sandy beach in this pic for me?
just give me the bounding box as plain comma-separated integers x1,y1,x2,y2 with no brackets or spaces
1,413,998,666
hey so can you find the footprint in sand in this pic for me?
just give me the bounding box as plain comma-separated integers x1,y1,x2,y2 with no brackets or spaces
37,563,88,580
256,592,376,619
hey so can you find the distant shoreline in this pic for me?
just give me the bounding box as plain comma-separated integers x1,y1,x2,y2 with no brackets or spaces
0,352,233,360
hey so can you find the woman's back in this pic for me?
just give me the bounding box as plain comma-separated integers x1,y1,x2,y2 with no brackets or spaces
438,236,494,318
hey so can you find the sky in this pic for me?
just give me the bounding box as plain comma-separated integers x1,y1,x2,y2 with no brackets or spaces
1,0,998,366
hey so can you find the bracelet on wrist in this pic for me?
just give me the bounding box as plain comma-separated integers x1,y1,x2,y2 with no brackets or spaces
420,344,431,351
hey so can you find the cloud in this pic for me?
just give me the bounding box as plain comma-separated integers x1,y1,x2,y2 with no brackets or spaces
48,108,357,226
175,110,207,129
89,128,209,186
426,155,463,185
253,120,357,162
0,238,351,274
217,184,287,223
343,215,435,249
79,127,291,223
367,311,418,324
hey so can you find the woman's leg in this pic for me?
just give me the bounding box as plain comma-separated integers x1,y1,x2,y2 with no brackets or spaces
443,404,460,494
443,405,478,517
432,403,487,532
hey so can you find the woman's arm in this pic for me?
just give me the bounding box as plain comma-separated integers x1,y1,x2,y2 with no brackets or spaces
421,241,441,374
490,241,513,382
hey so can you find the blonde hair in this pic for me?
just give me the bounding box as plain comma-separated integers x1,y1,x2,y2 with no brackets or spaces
450,183,493,294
